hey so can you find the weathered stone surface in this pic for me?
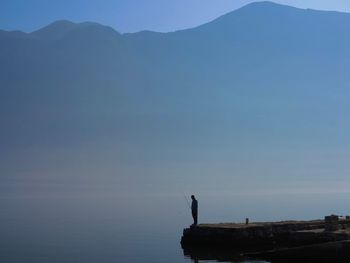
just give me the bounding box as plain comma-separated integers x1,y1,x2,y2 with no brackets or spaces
181,219,350,248
181,219,350,262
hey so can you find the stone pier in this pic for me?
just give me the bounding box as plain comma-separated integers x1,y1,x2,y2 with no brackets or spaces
181,218,350,262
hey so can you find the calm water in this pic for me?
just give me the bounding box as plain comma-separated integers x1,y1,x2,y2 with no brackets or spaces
1,192,350,263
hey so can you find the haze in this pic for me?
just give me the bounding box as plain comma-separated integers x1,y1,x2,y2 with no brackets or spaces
2,1,350,200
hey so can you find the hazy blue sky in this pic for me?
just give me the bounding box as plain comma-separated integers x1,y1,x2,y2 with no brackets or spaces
1,0,350,33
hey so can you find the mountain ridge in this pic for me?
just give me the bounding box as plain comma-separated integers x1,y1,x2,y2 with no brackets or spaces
29,20,121,40
3,1,350,38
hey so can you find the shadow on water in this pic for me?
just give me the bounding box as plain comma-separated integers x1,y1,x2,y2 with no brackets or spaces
182,244,269,263
182,241,350,263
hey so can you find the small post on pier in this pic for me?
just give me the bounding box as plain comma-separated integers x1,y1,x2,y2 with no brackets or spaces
325,215,339,232
245,218,249,225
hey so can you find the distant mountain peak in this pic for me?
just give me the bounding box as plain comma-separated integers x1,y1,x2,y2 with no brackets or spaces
245,1,282,7
190,1,306,32
30,20,120,40
47,19,76,27
31,20,78,40
243,1,299,9
235,1,301,15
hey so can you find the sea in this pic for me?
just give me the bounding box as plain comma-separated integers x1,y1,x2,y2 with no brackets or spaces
1,191,350,263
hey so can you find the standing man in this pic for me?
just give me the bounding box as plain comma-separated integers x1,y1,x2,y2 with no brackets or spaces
191,195,198,226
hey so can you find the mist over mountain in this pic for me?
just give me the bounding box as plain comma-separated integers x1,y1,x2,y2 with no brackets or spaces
2,2,350,195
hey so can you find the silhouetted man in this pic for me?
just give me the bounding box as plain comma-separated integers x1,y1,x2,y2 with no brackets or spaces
191,195,198,226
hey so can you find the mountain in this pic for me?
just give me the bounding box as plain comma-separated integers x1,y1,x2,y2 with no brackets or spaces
30,20,77,39
2,2,350,193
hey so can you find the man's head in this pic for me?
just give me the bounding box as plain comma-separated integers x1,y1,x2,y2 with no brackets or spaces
191,195,195,200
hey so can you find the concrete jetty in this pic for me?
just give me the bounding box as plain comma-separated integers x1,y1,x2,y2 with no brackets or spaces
181,217,350,262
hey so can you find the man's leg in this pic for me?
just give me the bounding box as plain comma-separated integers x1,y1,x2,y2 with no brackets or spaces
192,210,198,225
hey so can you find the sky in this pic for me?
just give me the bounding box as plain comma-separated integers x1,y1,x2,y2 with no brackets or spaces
1,0,350,33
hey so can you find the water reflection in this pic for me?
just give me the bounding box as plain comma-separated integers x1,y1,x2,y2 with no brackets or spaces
182,244,266,263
